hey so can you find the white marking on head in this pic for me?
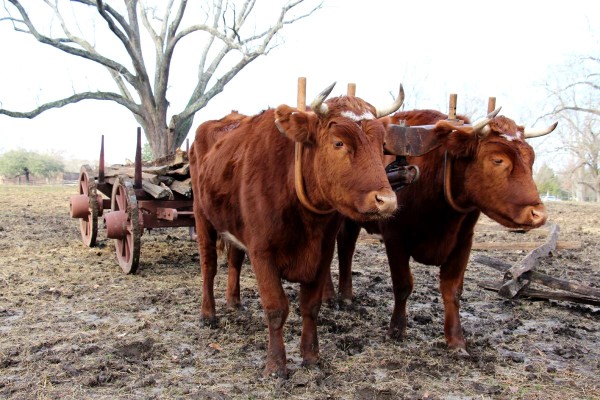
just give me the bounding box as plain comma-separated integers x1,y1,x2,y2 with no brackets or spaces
341,110,375,121
500,133,521,142
221,231,247,251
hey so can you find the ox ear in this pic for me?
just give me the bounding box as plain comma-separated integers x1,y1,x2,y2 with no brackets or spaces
274,105,317,144
434,121,479,158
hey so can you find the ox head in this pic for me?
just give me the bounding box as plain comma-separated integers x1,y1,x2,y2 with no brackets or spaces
437,114,557,229
274,83,405,221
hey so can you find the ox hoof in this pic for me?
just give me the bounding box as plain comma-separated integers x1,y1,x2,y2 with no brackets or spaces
263,366,288,380
338,298,353,310
387,327,407,342
448,346,470,358
226,303,244,313
200,315,219,329
300,358,321,371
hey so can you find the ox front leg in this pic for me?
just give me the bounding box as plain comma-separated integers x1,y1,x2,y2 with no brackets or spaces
385,244,413,341
253,265,289,378
299,278,325,368
225,247,246,311
439,252,470,355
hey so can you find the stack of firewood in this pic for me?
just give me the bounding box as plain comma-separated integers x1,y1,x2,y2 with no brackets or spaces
102,149,192,199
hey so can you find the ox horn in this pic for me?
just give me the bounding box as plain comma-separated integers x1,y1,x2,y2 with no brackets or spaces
524,121,558,138
472,106,502,137
310,82,337,116
375,84,405,118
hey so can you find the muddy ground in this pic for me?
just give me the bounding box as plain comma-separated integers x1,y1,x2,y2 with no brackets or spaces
0,185,599,399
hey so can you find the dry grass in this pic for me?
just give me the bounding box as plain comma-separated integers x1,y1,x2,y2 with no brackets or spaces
0,185,599,399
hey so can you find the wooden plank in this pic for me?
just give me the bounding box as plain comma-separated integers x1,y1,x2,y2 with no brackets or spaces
478,279,600,307
472,241,581,251
473,254,600,300
498,223,560,298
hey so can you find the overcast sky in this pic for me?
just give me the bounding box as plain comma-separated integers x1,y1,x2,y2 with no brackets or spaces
0,0,598,165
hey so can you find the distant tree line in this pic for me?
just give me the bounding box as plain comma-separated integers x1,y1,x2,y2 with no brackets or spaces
0,149,64,182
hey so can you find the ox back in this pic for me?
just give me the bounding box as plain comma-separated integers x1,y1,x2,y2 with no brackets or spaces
331,109,548,353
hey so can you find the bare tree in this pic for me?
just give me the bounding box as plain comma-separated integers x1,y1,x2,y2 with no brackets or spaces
0,0,322,158
545,55,600,202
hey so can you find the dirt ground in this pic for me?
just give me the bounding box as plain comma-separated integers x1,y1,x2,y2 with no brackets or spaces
0,185,599,400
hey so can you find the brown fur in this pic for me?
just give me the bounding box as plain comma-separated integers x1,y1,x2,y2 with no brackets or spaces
329,110,547,352
190,95,398,377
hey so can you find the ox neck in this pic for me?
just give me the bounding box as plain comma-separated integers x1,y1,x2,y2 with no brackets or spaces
294,142,335,215
443,151,476,214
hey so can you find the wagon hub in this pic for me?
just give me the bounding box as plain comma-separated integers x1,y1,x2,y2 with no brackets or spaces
104,210,129,240
69,193,103,219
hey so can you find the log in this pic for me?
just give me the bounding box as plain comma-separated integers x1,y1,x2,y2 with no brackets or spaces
478,279,600,307
167,163,190,176
169,178,192,197
498,223,559,298
472,241,581,251
157,175,175,186
104,167,159,185
142,165,170,175
474,254,600,300
142,180,171,199
159,182,175,200
151,149,186,167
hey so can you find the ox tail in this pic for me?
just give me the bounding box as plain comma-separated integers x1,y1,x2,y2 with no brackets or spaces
216,235,230,256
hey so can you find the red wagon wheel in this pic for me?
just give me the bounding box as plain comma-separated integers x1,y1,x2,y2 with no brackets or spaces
107,176,141,274
70,165,100,247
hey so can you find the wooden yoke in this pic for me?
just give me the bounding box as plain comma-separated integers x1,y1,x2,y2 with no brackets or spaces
347,83,356,97
487,97,497,114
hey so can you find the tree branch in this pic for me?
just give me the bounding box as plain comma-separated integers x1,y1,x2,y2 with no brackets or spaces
0,92,141,118
6,0,137,87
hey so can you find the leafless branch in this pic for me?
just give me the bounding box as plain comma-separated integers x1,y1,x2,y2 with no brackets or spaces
0,91,140,118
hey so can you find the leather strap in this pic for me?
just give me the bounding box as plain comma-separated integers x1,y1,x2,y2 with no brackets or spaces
294,142,335,214
443,151,476,214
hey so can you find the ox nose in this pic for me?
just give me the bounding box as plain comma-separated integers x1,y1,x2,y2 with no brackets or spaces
374,190,397,216
529,205,547,226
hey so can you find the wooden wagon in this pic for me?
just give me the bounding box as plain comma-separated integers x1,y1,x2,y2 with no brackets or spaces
69,128,195,274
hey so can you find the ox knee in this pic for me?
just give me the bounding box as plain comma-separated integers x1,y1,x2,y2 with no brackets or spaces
265,309,288,330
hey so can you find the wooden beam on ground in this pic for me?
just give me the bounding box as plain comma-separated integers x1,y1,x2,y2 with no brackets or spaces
498,223,560,298
472,241,581,251
478,279,600,307
473,254,600,301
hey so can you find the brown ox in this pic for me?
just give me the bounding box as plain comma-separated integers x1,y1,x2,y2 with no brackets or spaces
329,109,557,353
190,83,404,377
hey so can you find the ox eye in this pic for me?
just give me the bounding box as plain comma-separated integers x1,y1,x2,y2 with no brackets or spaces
334,140,344,149
493,158,504,165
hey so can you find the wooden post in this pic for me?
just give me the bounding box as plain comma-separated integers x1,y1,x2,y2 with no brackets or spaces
448,93,458,121
135,127,142,190
487,97,497,114
297,77,306,112
99,135,105,183
347,83,356,96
